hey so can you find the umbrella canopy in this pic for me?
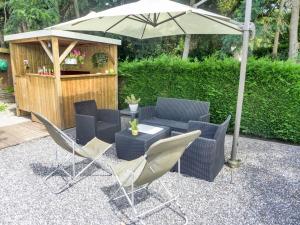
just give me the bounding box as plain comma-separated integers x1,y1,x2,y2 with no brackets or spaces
48,0,242,39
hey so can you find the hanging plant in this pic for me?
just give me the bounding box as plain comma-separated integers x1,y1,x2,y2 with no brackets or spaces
91,52,108,68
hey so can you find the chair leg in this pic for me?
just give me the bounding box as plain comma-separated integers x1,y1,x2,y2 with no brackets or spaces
110,174,187,225
44,148,110,194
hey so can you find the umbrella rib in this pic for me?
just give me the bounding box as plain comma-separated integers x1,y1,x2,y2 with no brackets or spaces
191,12,242,33
105,15,129,33
156,13,160,23
141,14,151,39
155,12,186,26
167,12,186,34
129,15,154,26
140,14,154,24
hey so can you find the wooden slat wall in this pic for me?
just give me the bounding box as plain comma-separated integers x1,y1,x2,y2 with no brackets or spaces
61,75,117,128
27,76,60,126
15,75,60,126
15,76,29,111
13,43,52,76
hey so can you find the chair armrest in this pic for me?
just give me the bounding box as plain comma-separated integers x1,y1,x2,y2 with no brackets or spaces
188,120,219,139
172,131,217,159
97,109,120,125
199,113,210,122
139,106,156,120
75,114,97,143
172,131,216,145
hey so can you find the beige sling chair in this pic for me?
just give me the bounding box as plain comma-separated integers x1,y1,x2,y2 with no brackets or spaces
109,130,201,225
33,112,112,194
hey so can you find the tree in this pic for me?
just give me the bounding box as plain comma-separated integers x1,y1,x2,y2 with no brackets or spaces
0,0,8,47
73,0,80,18
288,0,300,60
182,0,196,59
5,0,59,33
272,0,286,57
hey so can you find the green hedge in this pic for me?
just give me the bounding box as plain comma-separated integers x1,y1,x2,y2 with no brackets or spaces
119,55,300,143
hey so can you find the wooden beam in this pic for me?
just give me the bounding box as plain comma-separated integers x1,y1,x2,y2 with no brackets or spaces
51,37,64,129
39,40,53,63
59,41,78,64
0,48,10,54
107,52,116,65
9,43,21,116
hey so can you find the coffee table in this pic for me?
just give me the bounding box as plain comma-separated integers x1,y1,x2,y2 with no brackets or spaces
115,124,170,160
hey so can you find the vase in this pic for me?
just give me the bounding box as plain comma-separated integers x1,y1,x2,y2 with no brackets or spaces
132,129,138,136
129,104,138,112
65,58,77,65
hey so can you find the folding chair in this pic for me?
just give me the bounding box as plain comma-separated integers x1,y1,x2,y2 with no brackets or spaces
109,130,201,225
33,112,112,194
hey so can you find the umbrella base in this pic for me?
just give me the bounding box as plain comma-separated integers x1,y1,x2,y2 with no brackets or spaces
226,159,241,168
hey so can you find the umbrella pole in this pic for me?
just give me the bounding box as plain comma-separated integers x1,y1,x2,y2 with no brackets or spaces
228,0,253,168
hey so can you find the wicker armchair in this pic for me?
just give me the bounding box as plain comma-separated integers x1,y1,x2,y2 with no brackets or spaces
172,115,231,182
74,100,121,145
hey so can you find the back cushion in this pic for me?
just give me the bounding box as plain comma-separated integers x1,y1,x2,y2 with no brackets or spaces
156,97,209,122
74,100,97,116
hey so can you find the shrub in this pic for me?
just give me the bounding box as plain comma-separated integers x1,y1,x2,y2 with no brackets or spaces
0,102,7,112
119,55,300,143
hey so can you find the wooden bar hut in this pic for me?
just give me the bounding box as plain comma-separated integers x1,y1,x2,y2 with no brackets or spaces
4,30,121,129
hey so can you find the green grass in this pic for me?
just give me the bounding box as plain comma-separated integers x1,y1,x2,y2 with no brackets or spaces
4,86,14,94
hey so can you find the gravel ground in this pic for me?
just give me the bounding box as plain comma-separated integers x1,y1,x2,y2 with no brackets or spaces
0,103,30,127
0,134,299,225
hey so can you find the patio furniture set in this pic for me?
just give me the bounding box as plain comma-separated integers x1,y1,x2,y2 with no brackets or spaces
74,97,230,182
34,96,230,224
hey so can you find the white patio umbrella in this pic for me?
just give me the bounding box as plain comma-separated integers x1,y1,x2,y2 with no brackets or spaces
48,0,242,39
49,0,253,167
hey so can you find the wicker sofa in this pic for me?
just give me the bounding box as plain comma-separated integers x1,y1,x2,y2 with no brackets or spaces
139,97,210,132
172,115,231,182
74,100,121,145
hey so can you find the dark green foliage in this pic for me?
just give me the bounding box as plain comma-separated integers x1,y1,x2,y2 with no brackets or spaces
91,52,108,68
6,0,59,33
119,55,300,143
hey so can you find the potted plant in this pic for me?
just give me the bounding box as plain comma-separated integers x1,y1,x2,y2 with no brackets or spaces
92,52,108,68
129,119,139,136
125,94,141,112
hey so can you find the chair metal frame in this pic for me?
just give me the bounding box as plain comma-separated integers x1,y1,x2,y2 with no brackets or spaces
109,151,190,225
34,113,112,194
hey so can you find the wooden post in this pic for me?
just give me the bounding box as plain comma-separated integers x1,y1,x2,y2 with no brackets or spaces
51,37,64,128
114,45,118,109
9,43,21,116
39,40,54,63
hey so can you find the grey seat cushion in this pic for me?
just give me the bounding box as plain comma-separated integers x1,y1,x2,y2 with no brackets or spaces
142,117,188,132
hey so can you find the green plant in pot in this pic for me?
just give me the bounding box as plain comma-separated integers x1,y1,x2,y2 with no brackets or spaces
129,119,139,136
92,52,108,69
125,94,141,112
